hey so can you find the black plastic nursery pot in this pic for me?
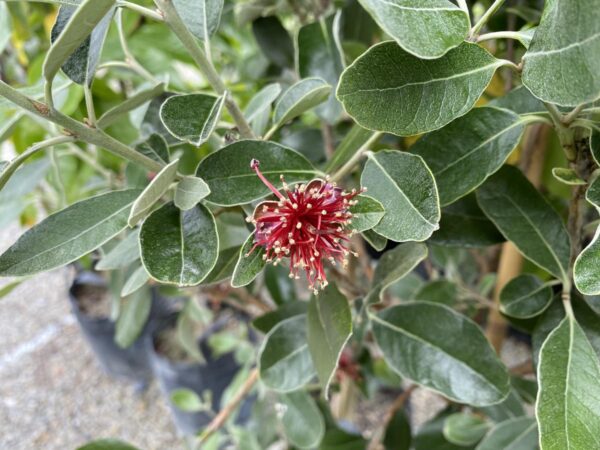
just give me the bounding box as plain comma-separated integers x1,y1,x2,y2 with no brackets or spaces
147,315,253,436
69,271,171,386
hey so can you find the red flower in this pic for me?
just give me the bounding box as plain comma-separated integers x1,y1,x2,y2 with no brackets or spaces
246,159,364,293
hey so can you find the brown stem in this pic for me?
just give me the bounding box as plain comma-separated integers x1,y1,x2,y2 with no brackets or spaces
367,385,417,450
197,368,259,444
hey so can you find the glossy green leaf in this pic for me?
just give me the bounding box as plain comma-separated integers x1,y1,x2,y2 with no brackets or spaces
139,202,218,286
370,302,510,406
476,417,537,450
298,15,344,124
135,133,170,165
348,195,385,233
201,245,240,284
499,274,553,319
443,413,489,446
0,190,140,276
551,167,586,186
522,0,600,106
361,150,440,242
44,0,115,84
121,265,149,297
232,234,266,288
273,78,332,127
430,194,504,248
172,0,223,41
412,107,525,205
128,159,179,226
384,409,411,450
174,176,210,211
259,315,315,392
337,42,504,136
307,283,352,397
160,94,225,146
77,439,140,450
197,140,317,206
97,82,166,128
279,391,325,449
357,0,469,58
96,230,140,270
170,388,205,412
366,243,428,304
477,165,570,282
252,302,308,334
574,177,600,294
537,316,600,450
115,287,151,348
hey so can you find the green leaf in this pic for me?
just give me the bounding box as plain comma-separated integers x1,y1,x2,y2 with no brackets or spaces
115,287,151,348
590,130,600,166
259,315,316,392
245,83,281,123
414,411,473,450
357,0,469,59
325,124,372,172
551,167,586,186
383,409,411,450
414,280,457,306
196,140,317,206
536,316,600,449
135,133,170,165
348,195,385,233
97,82,166,128
121,265,149,297
170,388,205,413
475,417,537,450
365,243,428,304
412,107,525,205
279,391,325,449
273,78,332,127
574,233,600,295
0,190,139,276
172,0,223,42
362,229,387,251
522,0,600,106
443,413,489,446
96,230,140,270
361,150,440,242
307,283,352,398
476,165,570,282
0,278,27,300
252,302,308,334
337,42,504,136
77,439,140,450
430,194,504,248
0,3,11,54
479,390,526,424
44,0,115,85
128,159,179,226
298,15,344,124
489,85,545,115
139,202,218,286
160,93,225,146
252,16,294,68
231,234,266,288
202,245,241,284
499,274,554,319
370,302,510,406
174,176,211,211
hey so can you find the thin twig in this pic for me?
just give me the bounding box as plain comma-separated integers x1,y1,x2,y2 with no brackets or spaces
197,368,259,445
470,0,506,37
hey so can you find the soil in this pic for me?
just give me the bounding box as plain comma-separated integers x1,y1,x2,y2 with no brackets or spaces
72,284,112,319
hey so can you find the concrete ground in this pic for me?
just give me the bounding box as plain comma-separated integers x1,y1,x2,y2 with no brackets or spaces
0,224,183,450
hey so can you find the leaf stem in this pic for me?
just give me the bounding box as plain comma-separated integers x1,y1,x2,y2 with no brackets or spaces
331,132,381,181
116,9,157,84
154,0,255,139
477,31,526,44
470,0,505,37
117,0,164,21
0,79,163,173
83,84,97,126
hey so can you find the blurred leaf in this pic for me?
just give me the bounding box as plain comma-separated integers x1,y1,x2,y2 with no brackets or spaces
203,245,241,284
259,315,316,392
273,78,332,128
77,439,140,450
135,133,170,165
252,301,308,334
326,124,372,172
0,190,140,276
252,16,294,68
97,82,166,128
279,391,325,449
357,0,469,58
475,417,537,450
414,411,475,450
443,413,489,446
245,83,281,134
140,202,218,286
121,265,149,297
115,286,151,348
96,229,140,270
414,280,457,306
361,150,440,242
170,388,205,412
307,283,352,397
370,302,510,406
499,274,554,319
384,409,411,450
362,229,387,251
552,167,586,186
